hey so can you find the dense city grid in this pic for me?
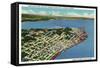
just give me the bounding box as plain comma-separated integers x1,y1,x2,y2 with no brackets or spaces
21,28,87,61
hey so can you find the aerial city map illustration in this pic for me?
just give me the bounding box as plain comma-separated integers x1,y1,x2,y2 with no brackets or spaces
20,4,96,62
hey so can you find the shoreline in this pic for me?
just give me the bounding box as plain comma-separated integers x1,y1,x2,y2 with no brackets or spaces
50,36,87,60
22,14,94,22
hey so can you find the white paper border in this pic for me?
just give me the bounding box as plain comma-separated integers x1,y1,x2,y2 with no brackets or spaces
19,4,96,64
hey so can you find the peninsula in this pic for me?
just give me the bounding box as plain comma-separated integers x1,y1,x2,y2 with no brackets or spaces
21,28,87,61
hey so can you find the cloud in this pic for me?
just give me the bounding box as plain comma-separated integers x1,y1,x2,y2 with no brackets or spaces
65,12,81,17
45,11,63,16
38,11,48,15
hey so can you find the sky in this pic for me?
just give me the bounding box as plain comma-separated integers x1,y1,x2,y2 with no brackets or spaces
21,5,96,18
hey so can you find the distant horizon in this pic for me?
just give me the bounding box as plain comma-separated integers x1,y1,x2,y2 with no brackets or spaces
22,13,95,19
21,5,96,18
